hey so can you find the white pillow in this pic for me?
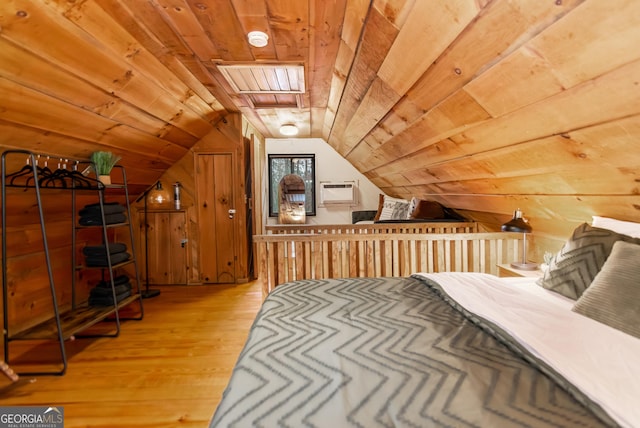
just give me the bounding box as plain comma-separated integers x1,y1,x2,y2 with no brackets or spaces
592,216,640,239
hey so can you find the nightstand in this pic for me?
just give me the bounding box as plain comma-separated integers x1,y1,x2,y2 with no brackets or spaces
497,263,544,278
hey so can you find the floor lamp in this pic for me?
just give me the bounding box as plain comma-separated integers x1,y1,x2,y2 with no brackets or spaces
135,182,164,299
501,209,538,270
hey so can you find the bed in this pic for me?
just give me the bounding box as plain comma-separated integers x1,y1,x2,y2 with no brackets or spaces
211,222,640,427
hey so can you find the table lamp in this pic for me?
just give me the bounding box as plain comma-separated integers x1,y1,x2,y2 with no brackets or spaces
501,208,538,270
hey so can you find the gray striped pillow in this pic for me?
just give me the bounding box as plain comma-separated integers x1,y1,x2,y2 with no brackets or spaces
537,223,640,299
572,240,640,339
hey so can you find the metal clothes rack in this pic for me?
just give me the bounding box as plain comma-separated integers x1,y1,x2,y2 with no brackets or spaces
1,149,144,375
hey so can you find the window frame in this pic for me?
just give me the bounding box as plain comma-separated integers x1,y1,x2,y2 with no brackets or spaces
268,154,316,217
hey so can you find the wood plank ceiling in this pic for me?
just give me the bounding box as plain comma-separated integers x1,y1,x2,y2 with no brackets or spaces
1,0,640,236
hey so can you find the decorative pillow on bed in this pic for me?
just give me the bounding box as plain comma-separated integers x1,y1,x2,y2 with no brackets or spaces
407,198,446,219
376,195,410,221
537,223,640,300
572,240,640,339
592,216,640,238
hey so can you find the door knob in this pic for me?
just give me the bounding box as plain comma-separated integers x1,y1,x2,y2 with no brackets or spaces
228,209,236,219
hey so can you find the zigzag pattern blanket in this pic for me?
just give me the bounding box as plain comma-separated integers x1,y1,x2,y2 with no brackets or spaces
211,276,615,427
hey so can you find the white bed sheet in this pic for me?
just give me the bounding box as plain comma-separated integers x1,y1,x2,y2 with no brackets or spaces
414,272,640,428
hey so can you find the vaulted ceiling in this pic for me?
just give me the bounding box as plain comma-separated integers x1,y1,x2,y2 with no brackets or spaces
1,0,639,240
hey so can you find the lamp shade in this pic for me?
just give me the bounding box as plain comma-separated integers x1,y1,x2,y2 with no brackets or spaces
147,181,172,208
501,209,532,233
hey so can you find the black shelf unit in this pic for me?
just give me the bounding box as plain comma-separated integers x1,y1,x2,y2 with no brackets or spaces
1,150,144,375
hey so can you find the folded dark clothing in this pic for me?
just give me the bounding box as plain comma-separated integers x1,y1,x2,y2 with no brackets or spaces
82,243,128,257
79,213,127,226
95,274,131,288
88,290,132,307
79,202,126,216
85,252,130,267
90,283,131,297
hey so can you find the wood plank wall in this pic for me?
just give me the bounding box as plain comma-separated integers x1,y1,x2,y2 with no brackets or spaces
328,0,640,254
0,114,256,362
130,114,265,285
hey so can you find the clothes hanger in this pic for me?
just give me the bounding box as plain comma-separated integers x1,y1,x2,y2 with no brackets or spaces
26,155,54,187
7,155,34,186
40,158,69,188
67,160,99,188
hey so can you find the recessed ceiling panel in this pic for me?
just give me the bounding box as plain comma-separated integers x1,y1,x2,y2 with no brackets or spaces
217,63,305,94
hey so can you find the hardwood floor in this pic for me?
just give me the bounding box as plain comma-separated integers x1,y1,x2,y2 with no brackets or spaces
0,280,263,427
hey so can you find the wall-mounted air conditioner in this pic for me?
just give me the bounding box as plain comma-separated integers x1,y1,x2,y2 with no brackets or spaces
320,181,357,205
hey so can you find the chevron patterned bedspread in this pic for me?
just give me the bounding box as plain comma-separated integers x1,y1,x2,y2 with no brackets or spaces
210,275,616,427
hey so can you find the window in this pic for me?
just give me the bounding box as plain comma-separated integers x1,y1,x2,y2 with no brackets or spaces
268,154,316,217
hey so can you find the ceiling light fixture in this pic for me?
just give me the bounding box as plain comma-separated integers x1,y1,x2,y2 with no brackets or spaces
280,124,299,136
247,31,269,48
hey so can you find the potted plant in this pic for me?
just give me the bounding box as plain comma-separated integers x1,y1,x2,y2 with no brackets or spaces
90,151,121,185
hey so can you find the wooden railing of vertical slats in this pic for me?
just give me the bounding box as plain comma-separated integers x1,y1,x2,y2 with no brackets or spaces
266,221,478,235
254,232,523,297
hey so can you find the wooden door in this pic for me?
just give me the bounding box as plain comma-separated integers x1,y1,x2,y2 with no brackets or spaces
143,210,187,285
196,153,237,283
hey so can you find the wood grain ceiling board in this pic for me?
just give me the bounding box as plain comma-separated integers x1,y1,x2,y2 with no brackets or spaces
351,0,585,171
329,6,399,155
377,1,479,97
455,59,640,158
350,90,491,173
321,0,370,140
307,0,347,107
4,1,218,134
465,0,640,117
152,0,223,61
379,141,624,195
